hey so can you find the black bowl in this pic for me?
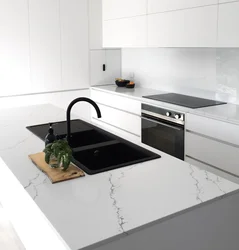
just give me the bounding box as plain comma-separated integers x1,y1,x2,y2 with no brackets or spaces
115,80,130,87
126,83,135,89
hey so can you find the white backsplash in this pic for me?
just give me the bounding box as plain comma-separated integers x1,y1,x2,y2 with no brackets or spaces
122,48,239,104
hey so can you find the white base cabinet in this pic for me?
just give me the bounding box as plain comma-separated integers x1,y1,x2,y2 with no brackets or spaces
91,89,141,142
186,113,239,176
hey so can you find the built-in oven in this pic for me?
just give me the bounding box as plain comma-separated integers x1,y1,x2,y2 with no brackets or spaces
141,104,185,160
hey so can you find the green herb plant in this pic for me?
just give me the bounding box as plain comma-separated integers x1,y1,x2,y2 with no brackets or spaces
43,140,72,171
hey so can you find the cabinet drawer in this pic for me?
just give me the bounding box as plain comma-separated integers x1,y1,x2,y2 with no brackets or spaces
148,5,217,47
91,89,141,115
92,117,140,143
186,113,239,146
92,104,141,136
186,132,239,176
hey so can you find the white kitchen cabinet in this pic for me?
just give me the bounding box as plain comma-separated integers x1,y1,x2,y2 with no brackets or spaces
92,104,141,136
148,0,217,14
185,113,239,176
89,0,103,49
102,0,147,20
186,132,239,176
29,0,61,93
92,117,140,143
148,5,217,47
186,113,239,146
90,51,106,86
104,50,121,83
91,89,141,140
219,0,239,3
103,16,147,48
90,50,121,86
91,89,141,115
218,2,239,47
0,0,31,96
60,0,89,90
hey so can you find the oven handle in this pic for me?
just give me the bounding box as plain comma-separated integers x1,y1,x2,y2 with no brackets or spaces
142,116,183,131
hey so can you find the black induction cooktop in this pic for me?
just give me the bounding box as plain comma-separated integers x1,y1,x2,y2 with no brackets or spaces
143,93,227,109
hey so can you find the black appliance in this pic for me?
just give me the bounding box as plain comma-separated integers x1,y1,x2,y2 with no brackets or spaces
143,93,227,109
141,104,185,160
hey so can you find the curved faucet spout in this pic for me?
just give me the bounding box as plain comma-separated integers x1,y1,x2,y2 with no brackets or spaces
66,97,101,145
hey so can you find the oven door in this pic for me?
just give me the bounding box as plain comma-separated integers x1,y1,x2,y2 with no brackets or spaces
142,116,184,160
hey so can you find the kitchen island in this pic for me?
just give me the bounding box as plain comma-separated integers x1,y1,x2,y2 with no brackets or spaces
0,104,238,250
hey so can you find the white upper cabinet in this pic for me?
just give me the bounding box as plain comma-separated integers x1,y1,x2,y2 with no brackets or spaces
103,16,147,47
217,2,239,47
103,0,147,20
148,0,217,13
148,5,217,47
219,0,238,3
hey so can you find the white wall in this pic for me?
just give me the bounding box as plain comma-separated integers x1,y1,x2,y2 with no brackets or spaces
122,48,239,104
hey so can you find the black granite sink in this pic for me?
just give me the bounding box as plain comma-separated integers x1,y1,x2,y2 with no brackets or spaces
72,141,157,174
27,119,160,175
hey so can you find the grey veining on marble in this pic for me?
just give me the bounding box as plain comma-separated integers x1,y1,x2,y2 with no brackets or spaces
92,85,239,125
0,104,239,250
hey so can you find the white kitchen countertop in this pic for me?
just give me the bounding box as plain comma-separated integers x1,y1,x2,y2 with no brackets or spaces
0,104,239,250
91,85,239,126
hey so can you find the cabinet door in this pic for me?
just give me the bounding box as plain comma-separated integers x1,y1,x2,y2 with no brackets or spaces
148,0,217,14
29,0,61,93
186,132,239,176
60,0,89,90
219,0,238,3
90,51,106,86
148,5,217,47
89,0,103,49
103,0,147,20
0,0,31,96
90,50,121,86
103,16,147,48
218,2,239,47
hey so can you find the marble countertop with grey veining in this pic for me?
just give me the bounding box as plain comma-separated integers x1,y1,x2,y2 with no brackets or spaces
0,104,239,250
91,85,239,125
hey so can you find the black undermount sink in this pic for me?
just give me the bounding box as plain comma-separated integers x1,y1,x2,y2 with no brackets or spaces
27,119,160,175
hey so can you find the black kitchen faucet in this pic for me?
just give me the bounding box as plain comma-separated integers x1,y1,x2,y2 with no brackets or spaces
66,97,102,146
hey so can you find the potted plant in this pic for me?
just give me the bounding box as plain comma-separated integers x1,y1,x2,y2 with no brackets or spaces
43,139,73,171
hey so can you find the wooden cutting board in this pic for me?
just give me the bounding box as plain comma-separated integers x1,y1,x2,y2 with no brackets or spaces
29,152,85,184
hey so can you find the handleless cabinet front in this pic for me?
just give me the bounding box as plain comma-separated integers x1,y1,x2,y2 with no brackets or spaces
103,15,147,48
218,2,239,47
103,0,147,20
148,5,217,47
148,0,218,14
